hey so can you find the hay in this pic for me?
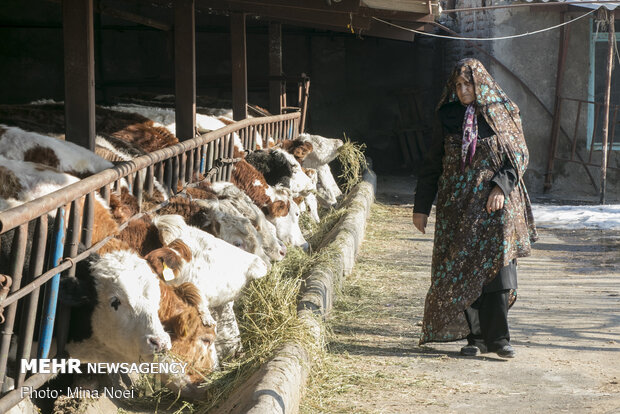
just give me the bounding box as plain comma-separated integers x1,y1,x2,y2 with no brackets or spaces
307,208,348,251
337,135,368,194
118,195,352,412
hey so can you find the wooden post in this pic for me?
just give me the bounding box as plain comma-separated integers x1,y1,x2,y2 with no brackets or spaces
231,12,248,121
600,13,614,204
544,12,570,193
269,22,283,115
63,0,96,151
174,0,196,141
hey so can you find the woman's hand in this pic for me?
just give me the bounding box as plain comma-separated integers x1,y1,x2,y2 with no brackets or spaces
412,212,429,234
486,185,505,213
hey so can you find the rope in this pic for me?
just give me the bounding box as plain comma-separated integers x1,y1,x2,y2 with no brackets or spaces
372,9,595,41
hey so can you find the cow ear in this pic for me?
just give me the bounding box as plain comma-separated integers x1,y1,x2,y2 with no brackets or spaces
269,200,289,217
173,282,202,307
168,239,192,262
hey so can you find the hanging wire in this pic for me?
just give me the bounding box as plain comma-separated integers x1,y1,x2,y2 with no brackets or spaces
372,9,596,41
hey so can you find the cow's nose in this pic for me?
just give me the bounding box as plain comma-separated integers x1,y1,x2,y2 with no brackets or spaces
301,242,310,253
279,244,287,257
147,335,169,353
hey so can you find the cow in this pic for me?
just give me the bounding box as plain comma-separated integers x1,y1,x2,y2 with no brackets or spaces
0,156,121,246
0,102,179,154
299,134,344,207
0,125,114,178
231,159,308,250
145,215,269,327
157,195,271,266
59,250,171,363
156,280,219,398
202,181,287,262
281,139,314,164
245,148,315,197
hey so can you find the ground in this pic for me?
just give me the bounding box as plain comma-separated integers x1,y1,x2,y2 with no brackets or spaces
300,174,620,414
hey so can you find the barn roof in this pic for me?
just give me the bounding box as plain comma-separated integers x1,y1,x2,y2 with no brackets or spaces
193,0,440,41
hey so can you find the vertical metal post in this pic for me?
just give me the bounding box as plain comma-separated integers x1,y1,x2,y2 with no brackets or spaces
231,12,248,121
600,13,614,204
269,22,283,115
16,216,48,386
38,207,66,358
0,224,28,393
174,0,196,142
63,0,96,151
56,201,80,358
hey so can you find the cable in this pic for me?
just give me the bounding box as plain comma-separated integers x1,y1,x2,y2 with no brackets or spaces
441,1,620,14
372,9,596,41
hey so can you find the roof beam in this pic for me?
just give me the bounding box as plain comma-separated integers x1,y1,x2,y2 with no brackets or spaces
359,6,435,22
215,0,362,13
199,0,372,29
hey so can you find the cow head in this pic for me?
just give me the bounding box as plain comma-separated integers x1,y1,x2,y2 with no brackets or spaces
158,281,219,397
191,199,270,265
274,149,315,197
299,134,344,168
63,250,172,363
267,195,309,252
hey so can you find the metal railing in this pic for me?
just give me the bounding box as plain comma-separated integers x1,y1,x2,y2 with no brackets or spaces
0,111,300,411
546,96,619,193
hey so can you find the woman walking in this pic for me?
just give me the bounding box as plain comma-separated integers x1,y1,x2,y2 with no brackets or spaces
412,58,538,358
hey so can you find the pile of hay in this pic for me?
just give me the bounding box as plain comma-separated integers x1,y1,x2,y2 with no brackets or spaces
336,135,368,194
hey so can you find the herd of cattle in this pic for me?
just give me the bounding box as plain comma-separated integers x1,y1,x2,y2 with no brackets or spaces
0,101,345,398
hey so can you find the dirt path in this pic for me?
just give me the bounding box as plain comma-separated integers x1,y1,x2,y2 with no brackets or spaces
300,175,620,414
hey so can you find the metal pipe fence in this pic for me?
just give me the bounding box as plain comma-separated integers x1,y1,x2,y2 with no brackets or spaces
0,111,300,411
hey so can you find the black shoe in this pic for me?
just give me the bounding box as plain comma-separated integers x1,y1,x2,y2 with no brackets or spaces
460,344,480,356
496,344,516,358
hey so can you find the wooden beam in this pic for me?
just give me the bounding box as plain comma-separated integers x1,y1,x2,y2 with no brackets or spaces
47,0,172,31
269,22,283,114
359,6,436,21
275,18,423,41
174,0,196,141
362,20,417,41
63,0,96,151
198,1,372,29
231,12,248,121
226,0,361,13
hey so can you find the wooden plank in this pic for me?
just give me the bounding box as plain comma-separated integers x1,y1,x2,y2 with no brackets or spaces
199,1,372,29
363,20,416,41
63,0,96,151
269,22,283,115
231,0,361,13
174,0,196,141
231,12,248,121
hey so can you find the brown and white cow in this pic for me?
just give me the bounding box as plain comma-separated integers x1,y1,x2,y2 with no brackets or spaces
231,159,308,250
156,279,219,398
0,124,114,178
148,215,269,327
157,195,271,266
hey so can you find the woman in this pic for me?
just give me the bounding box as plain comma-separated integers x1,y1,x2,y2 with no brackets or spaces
412,58,537,358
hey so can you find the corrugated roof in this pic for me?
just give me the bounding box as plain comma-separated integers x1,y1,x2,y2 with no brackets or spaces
523,0,620,10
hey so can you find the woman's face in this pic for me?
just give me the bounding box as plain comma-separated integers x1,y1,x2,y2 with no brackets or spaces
455,74,475,105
